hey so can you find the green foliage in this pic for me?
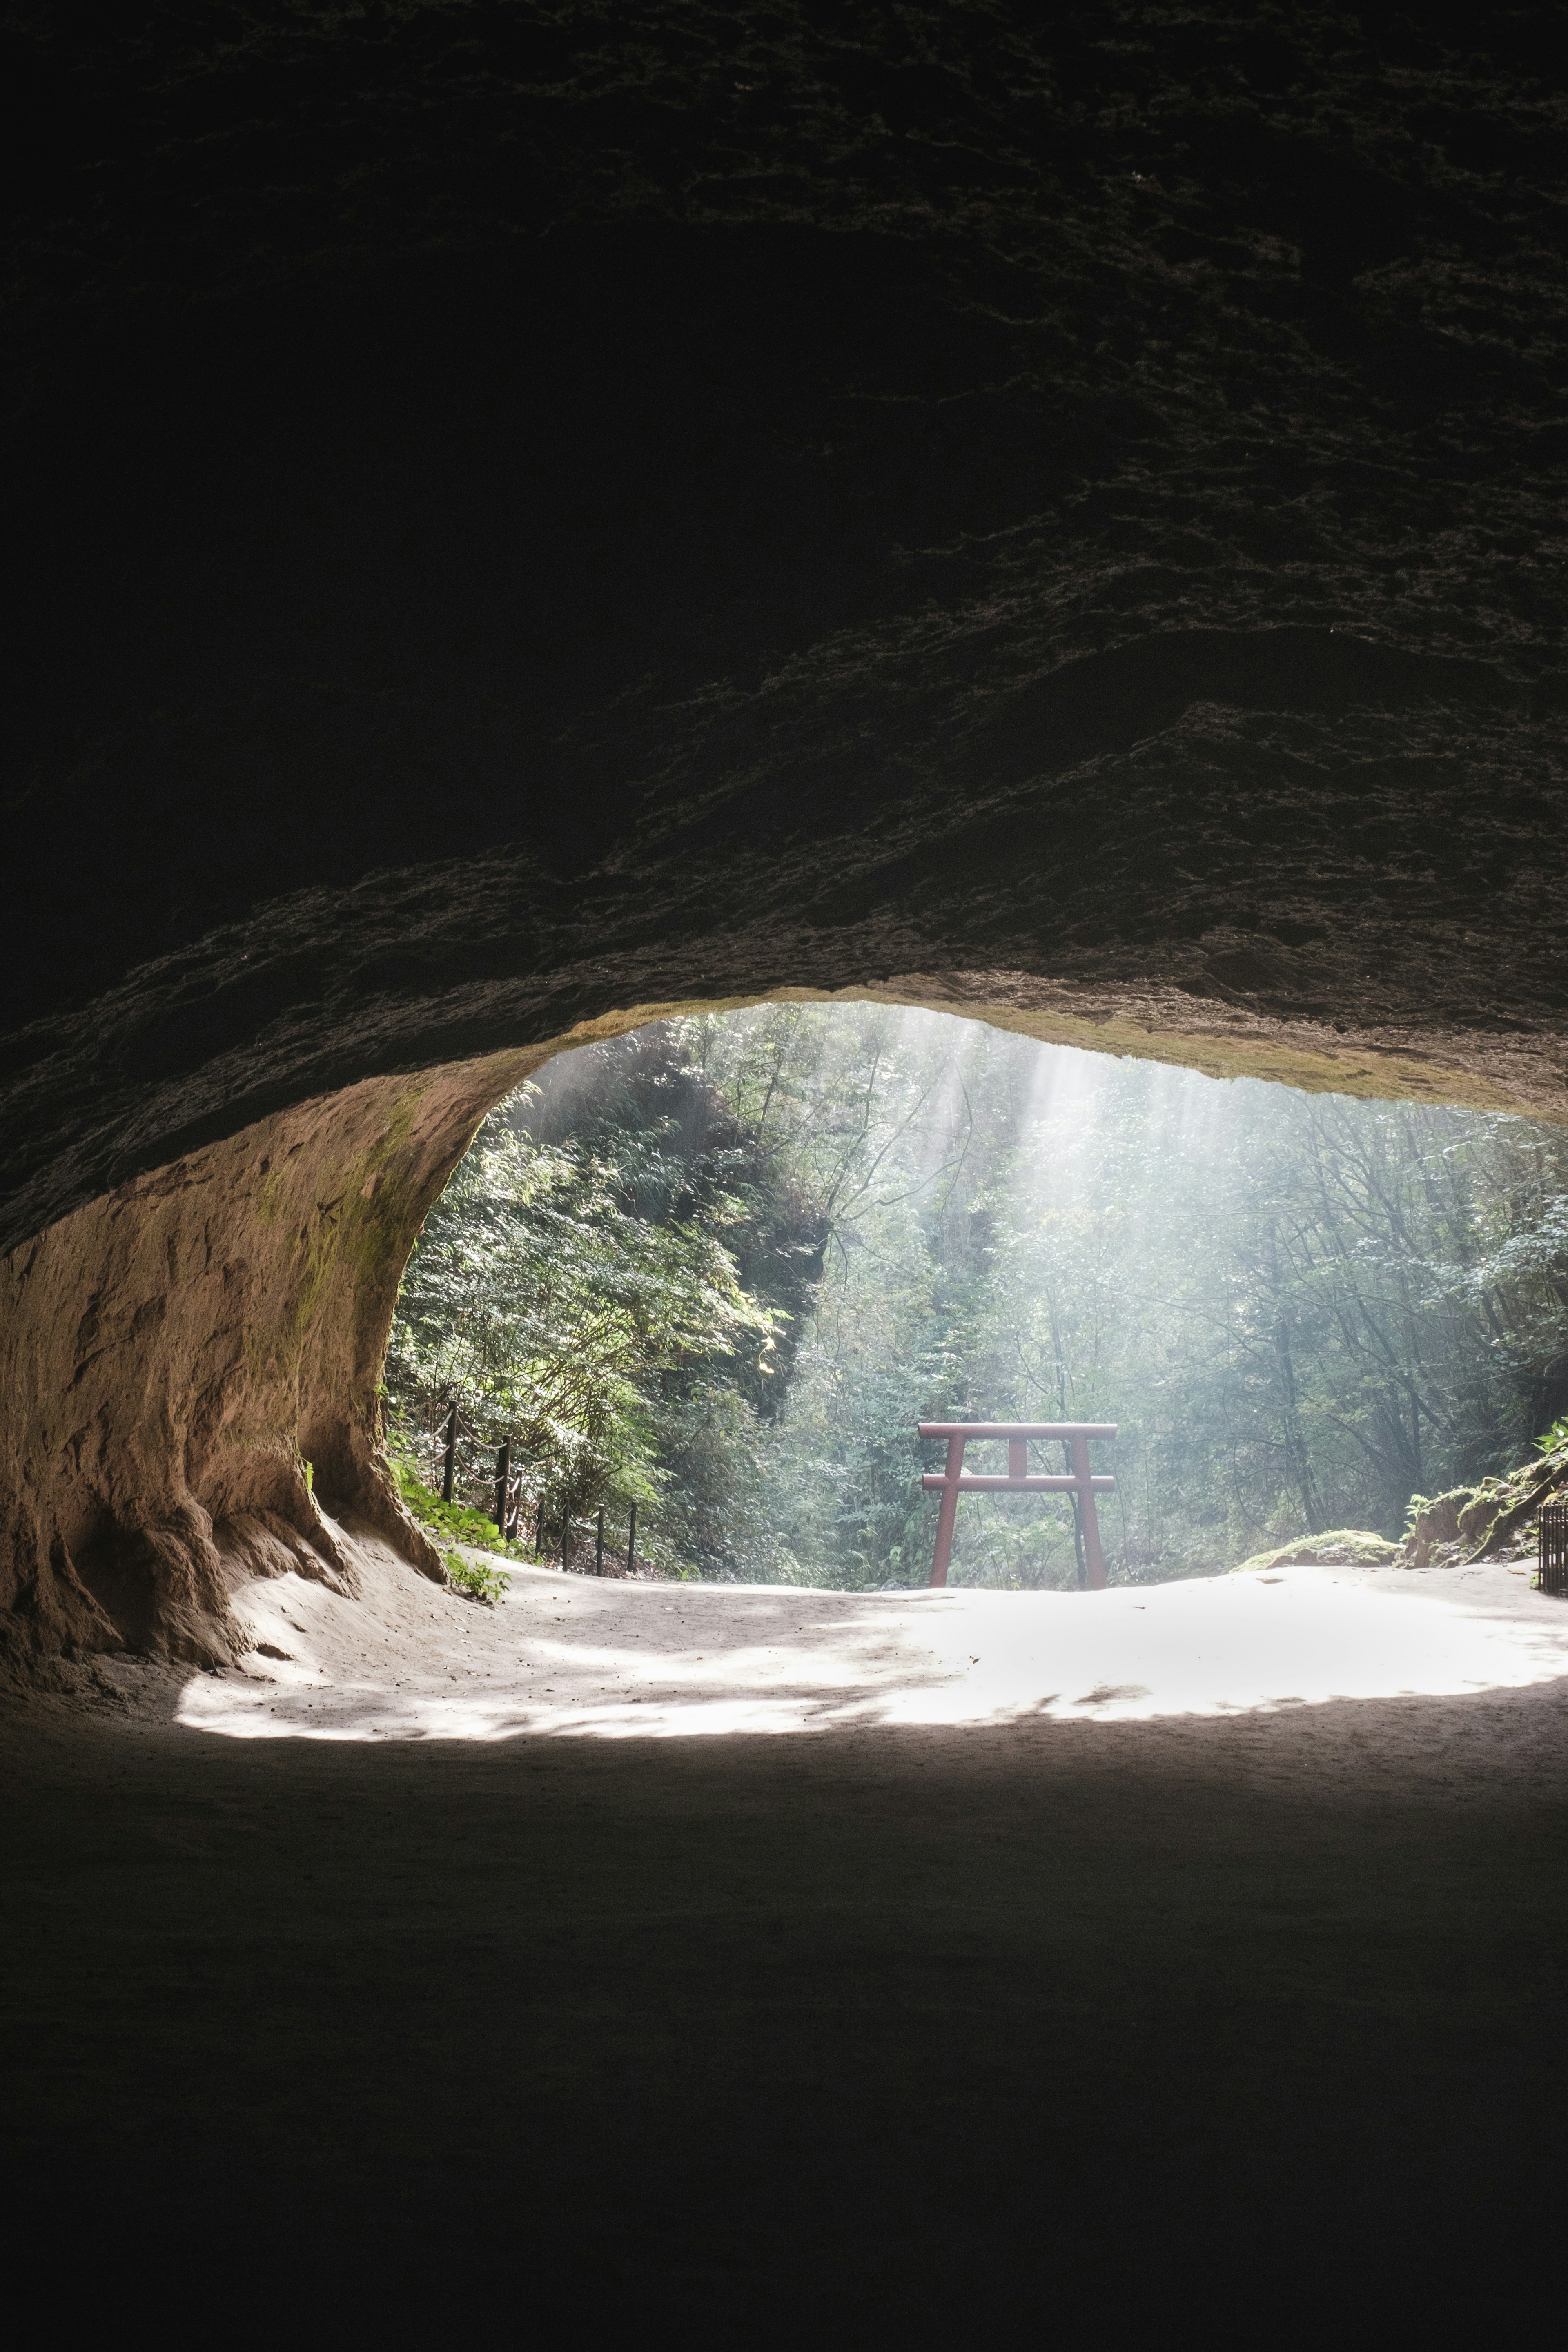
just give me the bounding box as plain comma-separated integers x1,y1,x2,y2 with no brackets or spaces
391,1451,506,1550
387,1049,793,1569
390,1003,1568,1591
390,1452,521,1601
687,1006,1568,1585
443,1552,512,1607
1535,1415,1568,1455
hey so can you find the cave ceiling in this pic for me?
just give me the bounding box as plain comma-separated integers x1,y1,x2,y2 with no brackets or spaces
4,3,1567,1250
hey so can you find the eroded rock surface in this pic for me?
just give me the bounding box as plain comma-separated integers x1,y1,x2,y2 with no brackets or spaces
0,1053,546,1679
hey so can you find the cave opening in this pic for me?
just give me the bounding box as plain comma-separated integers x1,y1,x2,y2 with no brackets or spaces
384,1000,1568,1601
113,995,1567,1745
7,988,1568,1707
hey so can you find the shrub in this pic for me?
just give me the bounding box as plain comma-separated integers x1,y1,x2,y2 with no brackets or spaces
443,1552,512,1606
390,1451,527,1603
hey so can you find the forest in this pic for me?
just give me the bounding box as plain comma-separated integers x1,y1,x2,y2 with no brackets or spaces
386,1006,1568,1590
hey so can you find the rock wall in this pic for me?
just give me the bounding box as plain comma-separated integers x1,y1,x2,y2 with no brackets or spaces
0,1049,543,1681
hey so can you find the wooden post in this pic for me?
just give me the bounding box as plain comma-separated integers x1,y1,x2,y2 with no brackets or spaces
535,1498,545,1556
596,1507,605,1577
627,1501,637,1578
1071,1432,1107,1590
441,1401,458,1505
494,1441,511,1539
929,1432,967,1586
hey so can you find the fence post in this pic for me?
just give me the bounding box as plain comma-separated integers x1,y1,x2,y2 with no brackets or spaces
494,1441,511,1540
535,1497,545,1557
596,1507,605,1576
441,1401,458,1505
627,1501,637,1578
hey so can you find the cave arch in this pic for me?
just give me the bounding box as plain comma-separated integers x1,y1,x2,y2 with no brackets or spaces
4,972,1561,1682
6,6,1568,1680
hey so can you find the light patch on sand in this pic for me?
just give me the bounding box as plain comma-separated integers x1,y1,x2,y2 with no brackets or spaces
176,1550,1568,1743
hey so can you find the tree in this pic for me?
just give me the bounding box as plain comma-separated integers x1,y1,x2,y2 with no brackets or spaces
388,1105,780,1561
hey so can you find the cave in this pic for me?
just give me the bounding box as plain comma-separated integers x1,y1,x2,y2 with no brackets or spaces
4,9,1567,2336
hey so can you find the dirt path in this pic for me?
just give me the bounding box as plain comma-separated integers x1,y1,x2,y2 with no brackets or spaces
6,1550,1568,2335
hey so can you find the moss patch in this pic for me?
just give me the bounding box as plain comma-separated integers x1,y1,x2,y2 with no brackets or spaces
1232,1529,1401,1575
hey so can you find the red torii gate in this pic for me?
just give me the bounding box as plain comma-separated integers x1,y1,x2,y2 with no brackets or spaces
919,1422,1117,1589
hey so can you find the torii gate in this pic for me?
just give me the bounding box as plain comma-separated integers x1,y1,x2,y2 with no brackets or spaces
919,1421,1117,1588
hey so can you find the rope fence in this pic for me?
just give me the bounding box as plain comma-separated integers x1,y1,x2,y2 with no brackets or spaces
415,1397,642,1576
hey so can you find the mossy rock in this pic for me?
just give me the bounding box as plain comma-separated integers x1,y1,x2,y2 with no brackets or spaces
1403,1488,1479,1556
1456,1489,1505,1544
1232,1529,1401,1575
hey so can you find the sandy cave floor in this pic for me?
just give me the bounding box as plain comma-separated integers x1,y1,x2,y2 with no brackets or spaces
6,1543,1568,2332
147,1532,1568,1745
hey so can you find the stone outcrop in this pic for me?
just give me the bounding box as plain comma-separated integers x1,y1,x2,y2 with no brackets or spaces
0,1050,546,1680
1267,1446,1568,1578
1403,1446,1568,1569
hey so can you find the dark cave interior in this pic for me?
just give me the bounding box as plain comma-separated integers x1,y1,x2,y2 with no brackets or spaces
4,6,1568,2334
